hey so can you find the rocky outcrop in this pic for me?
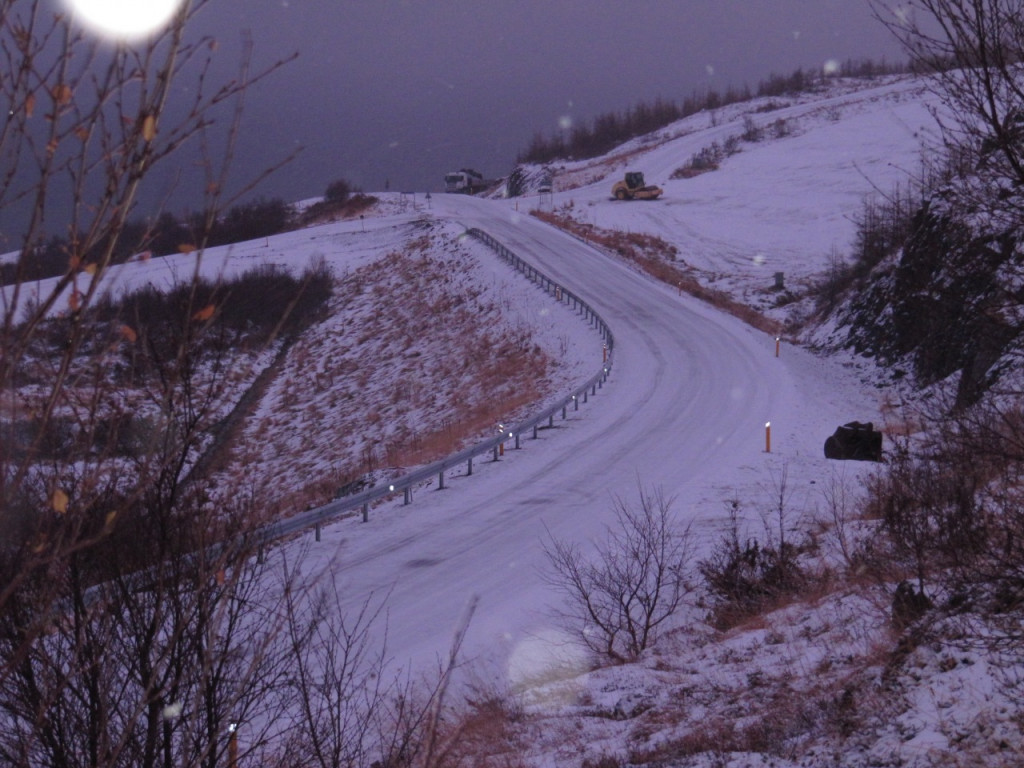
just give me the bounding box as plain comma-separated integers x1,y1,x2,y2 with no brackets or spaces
835,197,1023,407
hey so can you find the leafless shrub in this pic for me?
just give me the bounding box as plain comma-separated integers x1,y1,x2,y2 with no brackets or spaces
872,0,1024,227
543,485,695,663
742,115,764,142
700,466,812,629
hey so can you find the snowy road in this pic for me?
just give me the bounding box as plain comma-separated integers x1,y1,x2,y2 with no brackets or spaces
297,192,880,685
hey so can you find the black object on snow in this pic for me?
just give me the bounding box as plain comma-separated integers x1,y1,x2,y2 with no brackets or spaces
823,421,883,461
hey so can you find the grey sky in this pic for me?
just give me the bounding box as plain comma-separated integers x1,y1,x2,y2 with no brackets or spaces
50,1,907,221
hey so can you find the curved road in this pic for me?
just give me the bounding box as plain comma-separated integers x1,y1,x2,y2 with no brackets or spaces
297,194,859,685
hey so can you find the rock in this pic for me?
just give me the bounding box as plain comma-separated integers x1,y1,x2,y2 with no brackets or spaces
824,421,883,461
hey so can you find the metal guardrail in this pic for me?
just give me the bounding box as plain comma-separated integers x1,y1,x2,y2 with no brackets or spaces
255,227,616,543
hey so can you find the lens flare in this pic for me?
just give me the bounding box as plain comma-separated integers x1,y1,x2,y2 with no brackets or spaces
63,0,185,41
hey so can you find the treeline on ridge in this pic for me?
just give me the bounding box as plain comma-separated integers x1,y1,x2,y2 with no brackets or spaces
2,179,371,286
518,58,909,165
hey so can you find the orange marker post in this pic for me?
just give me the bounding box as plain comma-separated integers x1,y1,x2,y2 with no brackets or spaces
765,421,772,453
775,337,780,357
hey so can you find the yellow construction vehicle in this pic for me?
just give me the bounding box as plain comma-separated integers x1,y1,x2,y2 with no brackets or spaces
611,171,663,200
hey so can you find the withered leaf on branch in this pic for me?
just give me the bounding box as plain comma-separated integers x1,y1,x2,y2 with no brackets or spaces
193,304,215,322
51,489,69,514
52,83,72,105
141,114,157,142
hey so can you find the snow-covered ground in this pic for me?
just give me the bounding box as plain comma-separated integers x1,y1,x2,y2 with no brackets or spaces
288,75,941,681
16,73,1015,765
265,74,1016,766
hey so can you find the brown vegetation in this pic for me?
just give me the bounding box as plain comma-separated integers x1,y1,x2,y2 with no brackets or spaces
531,210,782,335
214,227,558,514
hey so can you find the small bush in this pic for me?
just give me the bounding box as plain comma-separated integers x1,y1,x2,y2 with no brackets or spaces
700,468,810,628
207,197,294,246
324,178,352,205
672,143,723,178
742,115,764,142
772,117,791,139
544,485,695,663
700,533,807,628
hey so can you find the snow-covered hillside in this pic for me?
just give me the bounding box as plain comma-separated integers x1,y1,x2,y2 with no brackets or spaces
514,75,942,328
15,72,1017,766
283,74,1016,767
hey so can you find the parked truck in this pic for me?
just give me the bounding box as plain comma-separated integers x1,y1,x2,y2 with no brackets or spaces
444,168,487,194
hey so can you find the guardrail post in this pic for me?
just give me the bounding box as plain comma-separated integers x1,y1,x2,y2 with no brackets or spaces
533,424,538,439
438,470,446,490
362,503,369,523
574,395,579,411
404,487,411,505
515,433,521,449
315,523,321,542
493,445,499,461
467,456,473,476
549,414,554,428
584,390,588,404
562,405,567,419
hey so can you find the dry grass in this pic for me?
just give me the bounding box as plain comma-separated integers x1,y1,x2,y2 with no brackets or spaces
532,210,782,336
212,227,561,512
427,688,530,768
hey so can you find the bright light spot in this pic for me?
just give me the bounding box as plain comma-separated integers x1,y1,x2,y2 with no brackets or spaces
389,484,395,492
228,722,238,733
753,253,766,266
63,0,184,40
558,115,573,131
507,629,589,690
823,59,840,76
161,702,182,720
766,421,771,428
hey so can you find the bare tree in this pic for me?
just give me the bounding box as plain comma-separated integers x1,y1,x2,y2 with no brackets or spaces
0,3,311,766
543,485,694,663
281,581,395,768
0,0,299,665
872,0,1024,223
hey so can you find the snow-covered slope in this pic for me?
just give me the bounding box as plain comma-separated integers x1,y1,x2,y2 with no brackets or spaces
290,78,942,685
277,75,1019,767
517,75,942,324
